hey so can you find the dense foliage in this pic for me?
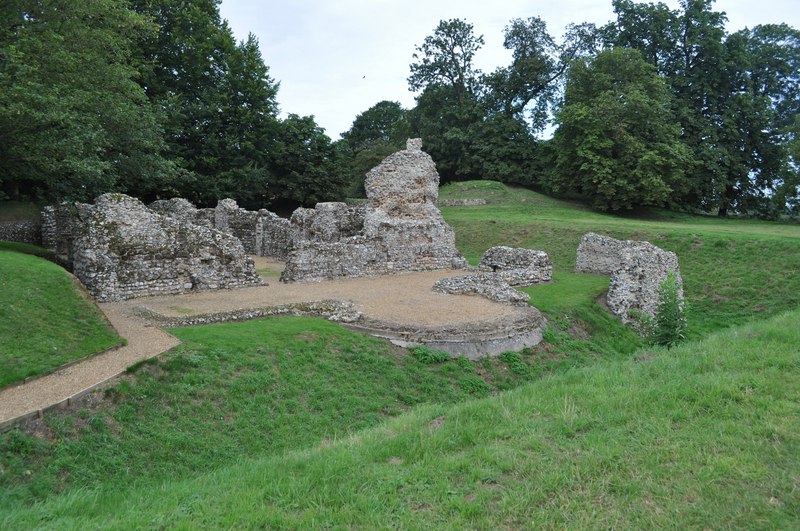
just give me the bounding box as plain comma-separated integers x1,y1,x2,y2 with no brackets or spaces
1,0,344,209
1,0,797,216
405,1,799,216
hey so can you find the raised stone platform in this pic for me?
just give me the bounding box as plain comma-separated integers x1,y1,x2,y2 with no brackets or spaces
118,266,546,359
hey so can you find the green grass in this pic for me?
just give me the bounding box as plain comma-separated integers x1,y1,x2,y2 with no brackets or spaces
4,307,798,529
2,180,799,526
0,249,121,388
2,315,624,506
440,181,800,338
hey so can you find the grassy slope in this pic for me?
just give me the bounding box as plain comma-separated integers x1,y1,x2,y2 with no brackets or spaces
2,182,798,526
0,249,121,388
0,309,636,506
439,181,800,337
5,308,798,529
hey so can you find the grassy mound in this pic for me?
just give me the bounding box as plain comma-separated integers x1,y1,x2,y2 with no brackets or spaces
4,308,797,528
0,249,121,388
439,181,800,337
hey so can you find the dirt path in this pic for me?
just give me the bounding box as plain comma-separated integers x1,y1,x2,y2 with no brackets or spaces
136,258,516,327
0,262,524,426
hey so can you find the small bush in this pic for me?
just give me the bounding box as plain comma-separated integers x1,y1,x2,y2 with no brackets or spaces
459,375,491,396
652,271,687,348
408,345,451,364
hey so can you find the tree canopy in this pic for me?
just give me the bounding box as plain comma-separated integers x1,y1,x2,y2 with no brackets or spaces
1,0,798,217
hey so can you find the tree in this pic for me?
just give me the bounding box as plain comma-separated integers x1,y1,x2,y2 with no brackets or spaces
552,48,689,210
0,0,176,202
408,19,484,98
268,114,346,209
339,101,409,197
129,0,280,206
604,0,800,217
482,17,597,133
341,100,407,152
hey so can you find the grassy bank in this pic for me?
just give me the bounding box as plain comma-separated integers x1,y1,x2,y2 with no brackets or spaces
0,249,121,388
4,307,797,528
440,181,800,338
0,305,636,506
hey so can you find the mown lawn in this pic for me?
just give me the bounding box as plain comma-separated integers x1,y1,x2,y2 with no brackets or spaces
4,307,797,528
0,248,121,388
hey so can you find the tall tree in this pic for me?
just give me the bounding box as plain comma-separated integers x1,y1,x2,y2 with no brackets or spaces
408,18,485,98
268,114,346,209
0,0,175,202
340,101,409,197
482,17,597,133
129,0,280,206
341,100,407,152
552,48,689,211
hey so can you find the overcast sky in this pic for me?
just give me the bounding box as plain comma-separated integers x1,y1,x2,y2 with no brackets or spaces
219,0,799,140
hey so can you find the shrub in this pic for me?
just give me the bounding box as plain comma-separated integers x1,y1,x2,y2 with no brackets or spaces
408,345,450,364
652,272,687,348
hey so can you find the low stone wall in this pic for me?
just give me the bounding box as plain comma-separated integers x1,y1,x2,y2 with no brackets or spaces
433,275,530,305
576,232,683,323
0,220,41,245
478,246,552,286
437,198,487,207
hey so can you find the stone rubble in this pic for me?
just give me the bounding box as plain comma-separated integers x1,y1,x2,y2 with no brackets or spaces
281,139,468,282
576,232,683,323
432,275,531,305
433,246,552,305
478,246,553,286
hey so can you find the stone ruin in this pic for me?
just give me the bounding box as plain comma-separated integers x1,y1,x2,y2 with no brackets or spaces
149,197,295,260
478,246,553,286
280,138,468,282
576,232,683,324
433,246,552,305
42,194,262,302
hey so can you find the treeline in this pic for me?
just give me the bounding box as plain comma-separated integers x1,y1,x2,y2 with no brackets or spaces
1,0,345,210
346,0,800,217
2,0,799,217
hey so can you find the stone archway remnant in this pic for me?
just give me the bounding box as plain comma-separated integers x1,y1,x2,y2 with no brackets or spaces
576,232,683,323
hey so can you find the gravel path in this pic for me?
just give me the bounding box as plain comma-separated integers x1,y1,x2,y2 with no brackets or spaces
0,261,524,426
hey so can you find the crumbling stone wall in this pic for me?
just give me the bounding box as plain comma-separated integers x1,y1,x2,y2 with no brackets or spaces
258,210,296,260
0,221,41,245
433,275,531,305
478,246,552,286
576,232,683,323
281,139,468,282
433,247,551,305
41,204,82,255
150,198,295,259
213,199,262,255
61,194,263,302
